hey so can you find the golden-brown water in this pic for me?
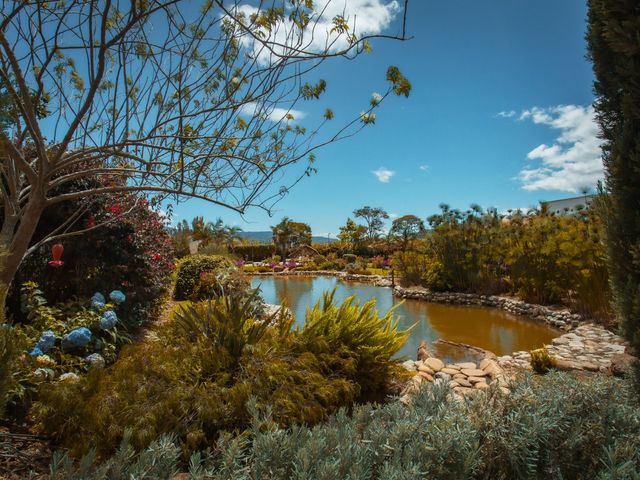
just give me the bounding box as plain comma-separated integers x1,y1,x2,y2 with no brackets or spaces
251,276,559,362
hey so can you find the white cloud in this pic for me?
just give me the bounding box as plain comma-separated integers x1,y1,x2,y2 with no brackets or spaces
388,212,398,219
372,167,395,183
228,1,401,65
514,105,603,192
419,164,429,171
239,102,306,123
496,110,516,118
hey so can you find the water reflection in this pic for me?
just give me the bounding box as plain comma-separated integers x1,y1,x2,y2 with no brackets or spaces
251,276,559,361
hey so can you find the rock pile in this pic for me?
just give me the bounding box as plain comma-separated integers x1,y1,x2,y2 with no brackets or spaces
394,286,582,330
401,356,509,401
497,323,630,373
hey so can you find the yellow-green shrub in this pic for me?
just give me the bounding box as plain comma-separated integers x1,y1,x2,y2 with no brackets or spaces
299,291,410,398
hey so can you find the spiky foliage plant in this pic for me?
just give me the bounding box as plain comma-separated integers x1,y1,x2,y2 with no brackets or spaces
171,289,279,372
48,430,180,480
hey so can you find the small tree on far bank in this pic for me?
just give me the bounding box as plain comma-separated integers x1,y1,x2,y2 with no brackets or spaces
587,0,640,375
271,217,311,260
389,215,425,251
354,206,389,241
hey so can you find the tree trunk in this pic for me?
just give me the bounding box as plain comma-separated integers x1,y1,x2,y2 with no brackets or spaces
0,199,45,292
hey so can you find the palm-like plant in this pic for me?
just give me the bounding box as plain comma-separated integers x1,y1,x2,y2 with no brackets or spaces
172,290,291,372
224,226,243,251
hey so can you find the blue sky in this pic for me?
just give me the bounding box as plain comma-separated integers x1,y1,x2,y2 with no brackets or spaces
173,0,598,236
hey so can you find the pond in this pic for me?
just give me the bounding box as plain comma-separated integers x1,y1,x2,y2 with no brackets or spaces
251,275,560,362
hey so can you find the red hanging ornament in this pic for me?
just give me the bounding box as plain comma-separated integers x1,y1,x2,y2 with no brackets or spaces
48,243,64,267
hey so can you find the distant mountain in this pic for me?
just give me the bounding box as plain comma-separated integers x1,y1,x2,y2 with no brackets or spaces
238,231,337,244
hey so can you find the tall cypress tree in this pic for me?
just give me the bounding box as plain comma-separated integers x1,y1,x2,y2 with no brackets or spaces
586,1,640,367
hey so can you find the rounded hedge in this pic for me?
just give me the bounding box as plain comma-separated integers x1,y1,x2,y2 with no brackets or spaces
173,255,234,300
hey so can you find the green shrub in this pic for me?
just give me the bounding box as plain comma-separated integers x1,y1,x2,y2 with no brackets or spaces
52,373,640,479
190,269,250,301
529,348,557,374
33,291,409,458
342,253,357,264
0,282,22,420
173,255,234,300
423,259,452,291
344,263,369,275
392,250,430,287
317,253,346,271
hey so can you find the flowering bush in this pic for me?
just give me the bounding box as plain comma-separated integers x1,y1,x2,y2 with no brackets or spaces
19,282,126,378
8,192,174,330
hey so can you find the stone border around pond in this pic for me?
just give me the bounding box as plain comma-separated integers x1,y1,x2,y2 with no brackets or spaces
393,285,582,331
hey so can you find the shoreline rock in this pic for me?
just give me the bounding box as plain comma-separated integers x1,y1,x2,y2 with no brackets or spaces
401,355,510,402
496,323,630,373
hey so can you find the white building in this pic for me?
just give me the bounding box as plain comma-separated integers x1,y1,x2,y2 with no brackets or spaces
540,195,594,216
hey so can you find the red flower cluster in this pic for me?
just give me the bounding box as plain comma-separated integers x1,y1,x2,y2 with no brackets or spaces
107,204,123,215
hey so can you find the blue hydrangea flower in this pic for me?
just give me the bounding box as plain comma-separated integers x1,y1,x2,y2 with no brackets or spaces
35,330,56,353
62,327,92,349
99,310,118,330
91,292,106,310
109,290,126,304
29,346,44,357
